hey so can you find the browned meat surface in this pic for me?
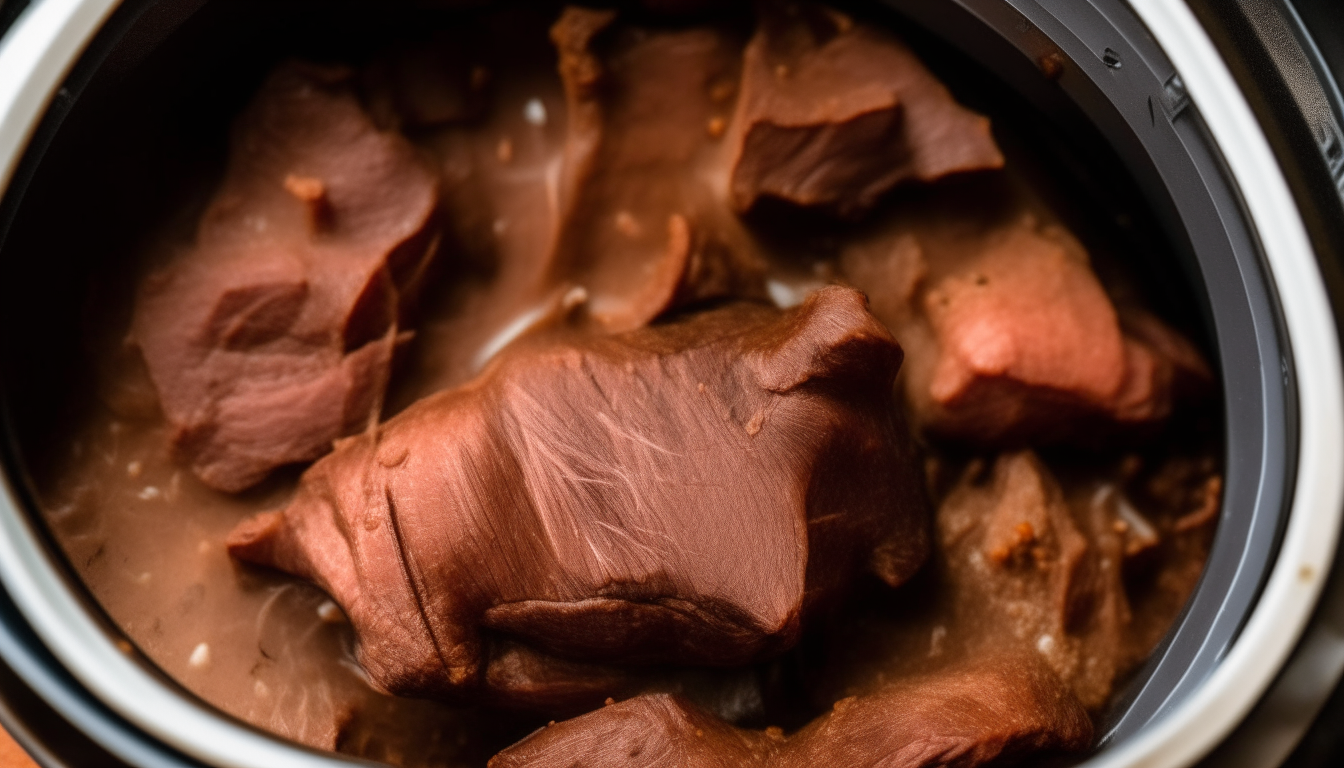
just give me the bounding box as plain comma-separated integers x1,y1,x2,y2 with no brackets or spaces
936,452,1133,710
131,62,441,492
490,658,1091,768
936,451,1221,710
809,449,1219,718
546,8,767,332
841,189,1210,445
228,286,928,702
728,3,1002,217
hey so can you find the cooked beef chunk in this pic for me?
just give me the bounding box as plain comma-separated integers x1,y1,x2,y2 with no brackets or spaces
228,286,928,701
547,8,767,332
490,657,1091,768
132,62,441,492
728,3,1002,218
841,194,1210,446
937,452,1132,710
805,448,1220,717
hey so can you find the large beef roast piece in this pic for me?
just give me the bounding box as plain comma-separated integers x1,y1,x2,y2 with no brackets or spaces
228,286,928,701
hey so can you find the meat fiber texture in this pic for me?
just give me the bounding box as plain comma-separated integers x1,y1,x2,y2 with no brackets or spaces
489,657,1091,768
132,61,441,492
841,191,1211,446
228,286,928,702
728,2,1003,217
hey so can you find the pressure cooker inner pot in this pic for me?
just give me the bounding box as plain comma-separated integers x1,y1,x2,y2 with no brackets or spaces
0,0,1294,765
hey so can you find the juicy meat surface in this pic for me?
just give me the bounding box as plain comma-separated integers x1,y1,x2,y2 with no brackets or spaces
228,286,928,701
132,61,441,492
546,8,766,332
729,3,1002,217
841,189,1210,445
489,657,1091,768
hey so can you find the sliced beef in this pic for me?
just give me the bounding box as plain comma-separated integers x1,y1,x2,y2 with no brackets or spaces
728,3,1002,217
841,192,1210,446
228,286,928,701
547,7,767,332
784,657,1092,768
489,657,1091,768
483,639,776,719
132,62,440,492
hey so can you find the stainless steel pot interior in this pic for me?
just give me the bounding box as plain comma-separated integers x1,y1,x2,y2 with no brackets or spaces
0,1,1326,767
